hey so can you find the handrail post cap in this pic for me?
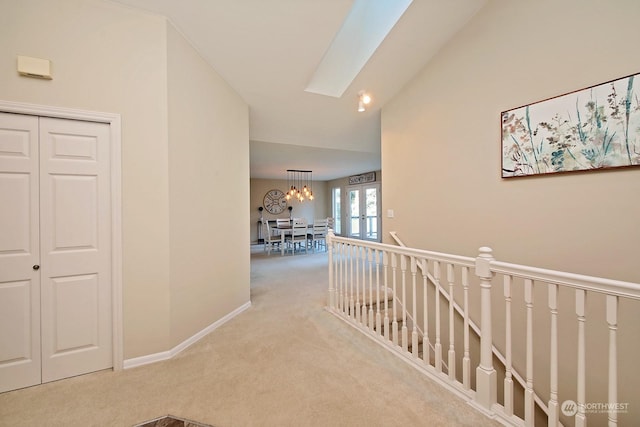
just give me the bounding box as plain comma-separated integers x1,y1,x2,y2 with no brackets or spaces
478,247,493,259
476,247,495,278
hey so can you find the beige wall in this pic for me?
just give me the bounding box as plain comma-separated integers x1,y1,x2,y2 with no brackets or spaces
250,178,329,243
383,0,640,423
167,24,249,347
0,0,249,359
383,0,640,282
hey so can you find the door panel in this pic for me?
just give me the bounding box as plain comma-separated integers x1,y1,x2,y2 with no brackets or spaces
49,274,99,353
0,113,41,393
0,173,32,253
51,175,98,252
40,117,112,383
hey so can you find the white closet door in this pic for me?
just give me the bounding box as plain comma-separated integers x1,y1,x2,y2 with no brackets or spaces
0,113,41,393
39,117,112,382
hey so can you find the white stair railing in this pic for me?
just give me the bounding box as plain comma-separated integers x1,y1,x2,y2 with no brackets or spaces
389,232,556,422
390,232,557,416
325,230,640,426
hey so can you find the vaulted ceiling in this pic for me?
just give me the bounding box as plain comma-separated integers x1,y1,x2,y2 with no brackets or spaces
110,0,486,179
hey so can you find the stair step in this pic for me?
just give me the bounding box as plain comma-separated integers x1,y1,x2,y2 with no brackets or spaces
360,287,394,305
361,308,402,323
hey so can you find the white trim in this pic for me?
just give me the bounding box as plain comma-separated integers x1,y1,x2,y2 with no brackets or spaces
123,301,252,369
0,100,124,370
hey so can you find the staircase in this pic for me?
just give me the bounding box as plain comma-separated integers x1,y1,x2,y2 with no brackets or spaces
325,230,640,426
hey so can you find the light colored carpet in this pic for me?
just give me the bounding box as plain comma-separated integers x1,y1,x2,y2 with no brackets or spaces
0,246,500,427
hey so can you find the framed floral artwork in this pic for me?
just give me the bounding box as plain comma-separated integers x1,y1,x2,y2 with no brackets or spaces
502,72,640,177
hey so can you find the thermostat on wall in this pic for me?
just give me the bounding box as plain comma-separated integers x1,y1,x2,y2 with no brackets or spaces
17,55,52,79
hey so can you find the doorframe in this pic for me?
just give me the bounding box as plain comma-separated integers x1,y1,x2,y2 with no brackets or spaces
0,100,124,371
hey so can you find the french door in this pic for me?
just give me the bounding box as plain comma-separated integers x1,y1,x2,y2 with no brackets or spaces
0,112,113,393
346,183,380,242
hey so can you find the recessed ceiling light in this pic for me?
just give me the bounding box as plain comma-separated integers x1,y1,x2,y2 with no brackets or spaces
357,91,372,112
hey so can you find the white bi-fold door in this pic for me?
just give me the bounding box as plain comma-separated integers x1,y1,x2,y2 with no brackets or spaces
0,112,112,393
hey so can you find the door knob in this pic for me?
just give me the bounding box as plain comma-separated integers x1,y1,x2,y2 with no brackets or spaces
33,265,40,270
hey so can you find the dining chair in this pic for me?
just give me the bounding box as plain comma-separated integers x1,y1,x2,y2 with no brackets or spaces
286,218,308,255
276,218,290,229
261,219,281,255
308,218,329,252
326,217,335,230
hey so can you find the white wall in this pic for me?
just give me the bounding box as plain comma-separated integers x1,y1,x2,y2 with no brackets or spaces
0,0,249,359
382,0,640,423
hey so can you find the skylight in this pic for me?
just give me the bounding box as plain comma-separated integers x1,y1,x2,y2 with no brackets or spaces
304,0,413,98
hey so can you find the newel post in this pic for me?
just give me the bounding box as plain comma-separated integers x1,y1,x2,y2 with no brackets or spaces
475,247,497,411
327,229,335,311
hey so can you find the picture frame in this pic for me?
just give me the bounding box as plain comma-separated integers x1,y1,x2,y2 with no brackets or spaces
501,72,640,178
348,171,376,185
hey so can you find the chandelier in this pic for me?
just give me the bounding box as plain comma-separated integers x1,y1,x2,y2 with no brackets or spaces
286,169,314,202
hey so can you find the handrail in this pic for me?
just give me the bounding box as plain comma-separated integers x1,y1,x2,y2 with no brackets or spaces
388,231,553,421
490,261,640,300
329,232,476,268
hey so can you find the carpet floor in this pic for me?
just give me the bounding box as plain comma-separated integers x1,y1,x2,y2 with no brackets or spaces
0,245,499,427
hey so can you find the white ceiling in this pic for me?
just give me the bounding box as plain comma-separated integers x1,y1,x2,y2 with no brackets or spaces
109,0,486,180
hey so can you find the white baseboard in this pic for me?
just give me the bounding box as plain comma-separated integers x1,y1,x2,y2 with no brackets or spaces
123,301,252,369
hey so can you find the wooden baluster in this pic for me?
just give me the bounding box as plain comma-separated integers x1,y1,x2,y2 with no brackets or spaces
411,257,418,358
358,246,364,326
391,253,399,346
607,295,618,427
401,255,409,352
524,279,534,427
422,259,430,365
335,241,340,309
354,246,361,323
474,247,496,411
338,243,343,314
339,243,344,313
349,244,355,320
327,230,335,310
342,243,349,317
503,275,514,416
368,248,374,330
383,252,390,342
576,289,586,427
447,263,456,381
462,266,470,390
359,247,363,322
434,260,442,373
375,249,382,336
548,283,559,427
342,244,347,317
361,247,368,326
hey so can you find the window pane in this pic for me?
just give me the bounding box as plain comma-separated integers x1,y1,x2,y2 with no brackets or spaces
365,188,377,239
332,188,341,234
